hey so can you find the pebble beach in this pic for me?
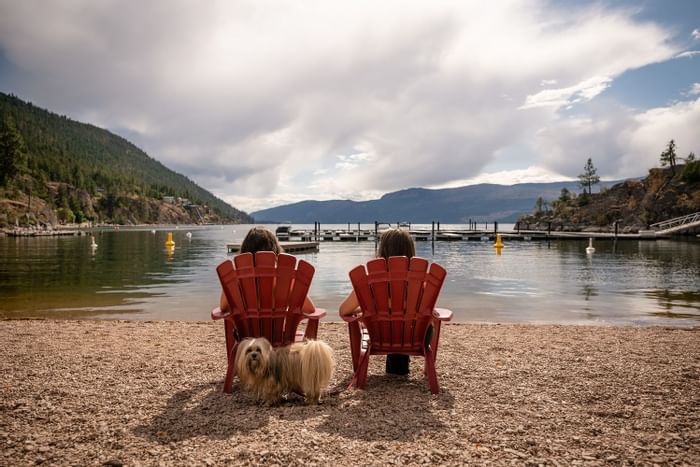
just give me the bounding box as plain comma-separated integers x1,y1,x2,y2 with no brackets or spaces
1,319,699,466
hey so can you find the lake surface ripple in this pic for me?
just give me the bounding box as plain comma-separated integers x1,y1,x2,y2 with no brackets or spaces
1,224,698,325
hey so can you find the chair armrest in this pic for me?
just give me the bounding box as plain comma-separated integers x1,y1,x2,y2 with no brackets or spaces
341,314,362,323
433,308,453,321
211,307,230,320
304,308,326,320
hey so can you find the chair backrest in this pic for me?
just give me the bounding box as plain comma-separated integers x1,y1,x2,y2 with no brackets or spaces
217,251,315,346
349,256,447,353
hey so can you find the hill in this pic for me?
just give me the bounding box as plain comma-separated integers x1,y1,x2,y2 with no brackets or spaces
0,92,252,226
250,181,620,224
517,165,700,233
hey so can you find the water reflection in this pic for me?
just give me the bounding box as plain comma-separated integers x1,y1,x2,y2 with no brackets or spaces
0,225,698,324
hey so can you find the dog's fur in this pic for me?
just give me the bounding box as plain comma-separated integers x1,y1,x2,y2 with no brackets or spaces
235,337,335,404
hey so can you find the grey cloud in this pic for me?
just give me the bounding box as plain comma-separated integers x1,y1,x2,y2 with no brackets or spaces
0,0,686,211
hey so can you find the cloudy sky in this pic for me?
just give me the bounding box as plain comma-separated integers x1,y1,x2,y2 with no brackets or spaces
1,0,699,213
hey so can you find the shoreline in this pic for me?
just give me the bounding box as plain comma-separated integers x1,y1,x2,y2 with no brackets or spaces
1,320,698,465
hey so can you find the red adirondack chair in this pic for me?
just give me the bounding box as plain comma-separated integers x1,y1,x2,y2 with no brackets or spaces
342,256,453,394
211,251,326,393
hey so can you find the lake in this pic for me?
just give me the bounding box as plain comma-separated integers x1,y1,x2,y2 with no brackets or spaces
1,224,699,325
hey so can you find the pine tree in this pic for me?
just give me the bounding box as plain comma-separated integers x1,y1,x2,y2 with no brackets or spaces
534,196,545,215
578,158,600,195
659,139,677,175
0,117,27,186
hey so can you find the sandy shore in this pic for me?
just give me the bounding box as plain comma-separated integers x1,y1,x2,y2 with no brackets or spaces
1,320,698,466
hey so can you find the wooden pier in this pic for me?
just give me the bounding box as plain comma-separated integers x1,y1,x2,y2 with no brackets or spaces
227,241,320,254
271,228,673,243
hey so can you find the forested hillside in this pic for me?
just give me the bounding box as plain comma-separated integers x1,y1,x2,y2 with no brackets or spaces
0,92,251,226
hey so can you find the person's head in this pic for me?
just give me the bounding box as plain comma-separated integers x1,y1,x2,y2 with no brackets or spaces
240,227,283,255
377,228,415,259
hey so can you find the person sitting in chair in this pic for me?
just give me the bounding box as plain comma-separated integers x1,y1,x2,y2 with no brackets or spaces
339,228,417,376
219,226,316,314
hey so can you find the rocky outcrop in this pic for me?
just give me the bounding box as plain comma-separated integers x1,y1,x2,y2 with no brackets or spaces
518,165,700,233
0,181,234,227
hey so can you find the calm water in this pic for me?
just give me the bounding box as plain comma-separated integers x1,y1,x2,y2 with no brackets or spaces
1,224,699,325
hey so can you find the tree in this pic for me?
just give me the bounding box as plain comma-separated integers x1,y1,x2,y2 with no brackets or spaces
578,158,600,195
686,152,696,162
533,196,545,215
558,187,572,203
0,117,27,186
659,139,677,175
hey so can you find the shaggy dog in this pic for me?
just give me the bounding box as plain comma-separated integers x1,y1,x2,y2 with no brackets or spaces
235,337,335,404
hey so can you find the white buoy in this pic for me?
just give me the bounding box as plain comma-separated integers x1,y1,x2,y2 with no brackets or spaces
186,232,192,240
151,229,156,234
90,235,98,249
586,237,595,255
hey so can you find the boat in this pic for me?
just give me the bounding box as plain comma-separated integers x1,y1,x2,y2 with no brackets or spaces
275,225,291,240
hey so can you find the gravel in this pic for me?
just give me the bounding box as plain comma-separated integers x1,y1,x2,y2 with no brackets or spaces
1,320,698,466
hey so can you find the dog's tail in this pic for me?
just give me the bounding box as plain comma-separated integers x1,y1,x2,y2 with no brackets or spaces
300,340,335,403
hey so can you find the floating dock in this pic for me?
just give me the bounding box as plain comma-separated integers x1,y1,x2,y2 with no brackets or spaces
5,229,83,237
227,241,320,254
270,229,672,242
225,229,681,253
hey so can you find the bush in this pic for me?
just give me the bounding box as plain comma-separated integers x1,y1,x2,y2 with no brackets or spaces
74,210,86,224
577,192,590,206
681,161,700,183
57,207,75,223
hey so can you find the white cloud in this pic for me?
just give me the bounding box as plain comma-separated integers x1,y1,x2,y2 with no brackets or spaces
688,83,700,96
692,29,700,40
0,0,688,212
676,50,700,59
520,76,613,110
533,97,700,179
334,150,373,170
429,166,571,188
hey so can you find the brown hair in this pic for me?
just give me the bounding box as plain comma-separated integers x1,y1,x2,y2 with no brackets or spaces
377,228,415,259
240,227,283,255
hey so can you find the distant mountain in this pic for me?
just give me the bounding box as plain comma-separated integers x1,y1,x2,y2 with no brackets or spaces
0,92,252,226
251,181,622,224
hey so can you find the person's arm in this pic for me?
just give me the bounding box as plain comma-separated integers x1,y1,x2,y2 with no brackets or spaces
302,295,316,314
219,291,229,313
339,290,361,317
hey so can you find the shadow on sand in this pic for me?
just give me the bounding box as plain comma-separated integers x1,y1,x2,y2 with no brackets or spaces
135,371,455,444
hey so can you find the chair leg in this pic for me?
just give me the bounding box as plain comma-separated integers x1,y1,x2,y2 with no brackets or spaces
424,347,439,394
304,318,319,340
431,321,442,361
224,320,234,362
223,343,238,393
356,351,370,389
348,321,362,372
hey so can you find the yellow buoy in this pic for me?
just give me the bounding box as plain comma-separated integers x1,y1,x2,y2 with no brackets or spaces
165,232,175,248
494,234,504,249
